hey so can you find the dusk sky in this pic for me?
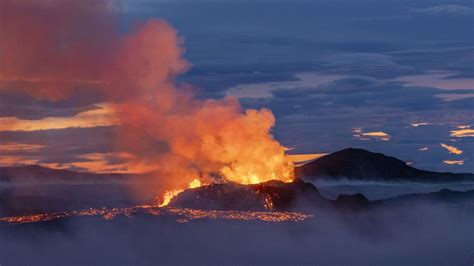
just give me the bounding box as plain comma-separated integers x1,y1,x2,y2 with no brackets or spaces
1,0,473,173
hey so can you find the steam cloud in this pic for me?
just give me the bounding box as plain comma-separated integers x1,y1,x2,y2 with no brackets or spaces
0,0,294,197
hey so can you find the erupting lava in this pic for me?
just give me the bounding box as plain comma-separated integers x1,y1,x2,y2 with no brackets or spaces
159,178,202,207
0,0,295,205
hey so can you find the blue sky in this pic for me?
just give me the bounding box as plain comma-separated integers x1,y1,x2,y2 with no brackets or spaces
1,0,473,172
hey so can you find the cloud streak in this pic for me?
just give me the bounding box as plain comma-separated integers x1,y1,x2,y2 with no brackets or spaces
440,143,463,155
451,128,474,138
0,104,118,131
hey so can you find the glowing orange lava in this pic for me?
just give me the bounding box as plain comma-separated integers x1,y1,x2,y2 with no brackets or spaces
0,206,313,225
159,178,202,207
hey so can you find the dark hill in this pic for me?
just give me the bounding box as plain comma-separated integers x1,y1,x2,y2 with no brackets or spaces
295,148,474,182
170,179,330,212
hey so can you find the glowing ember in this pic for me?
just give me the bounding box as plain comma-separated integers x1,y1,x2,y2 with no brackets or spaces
263,195,275,211
166,207,311,223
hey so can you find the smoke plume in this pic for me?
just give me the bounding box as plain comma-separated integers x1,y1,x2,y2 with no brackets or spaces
0,0,294,198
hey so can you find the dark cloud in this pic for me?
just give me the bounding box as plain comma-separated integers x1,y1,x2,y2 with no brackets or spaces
0,90,102,120
0,127,116,165
387,47,474,77
320,53,416,78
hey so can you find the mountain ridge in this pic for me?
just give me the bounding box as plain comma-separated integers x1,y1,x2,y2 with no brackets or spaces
295,148,474,182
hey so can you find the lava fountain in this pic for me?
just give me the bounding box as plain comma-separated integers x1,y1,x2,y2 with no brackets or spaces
159,178,202,207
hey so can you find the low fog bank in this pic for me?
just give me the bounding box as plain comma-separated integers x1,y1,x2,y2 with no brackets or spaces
1,202,473,266
311,179,474,200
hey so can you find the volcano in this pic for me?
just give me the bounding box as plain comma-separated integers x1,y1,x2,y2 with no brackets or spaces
168,178,383,213
169,179,328,211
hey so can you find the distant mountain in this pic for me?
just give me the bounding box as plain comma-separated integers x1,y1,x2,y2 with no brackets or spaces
0,165,134,183
295,148,474,182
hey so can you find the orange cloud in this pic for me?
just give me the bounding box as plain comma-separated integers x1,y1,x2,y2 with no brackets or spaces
0,142,45,167
362,132,390,137
450,129,474,138
42,152,160,174
443,160,464,165
0,142,45,152
440,143,463,155
0,156,39,166
353,129,391,141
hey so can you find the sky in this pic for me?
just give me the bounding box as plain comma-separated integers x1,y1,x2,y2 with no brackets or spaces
0,0,473,173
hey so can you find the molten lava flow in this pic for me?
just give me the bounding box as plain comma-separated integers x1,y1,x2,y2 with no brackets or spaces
159,190,183,207
159,178,202,207
263,195,275,211
189,178,202,188
0,206,313,225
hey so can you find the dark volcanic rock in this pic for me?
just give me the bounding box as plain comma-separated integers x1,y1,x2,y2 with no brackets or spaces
170,179,330,211
295,148,474,182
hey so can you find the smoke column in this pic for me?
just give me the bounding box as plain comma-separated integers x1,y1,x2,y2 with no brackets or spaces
0,0,294,198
